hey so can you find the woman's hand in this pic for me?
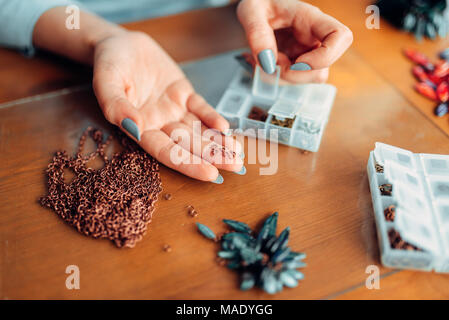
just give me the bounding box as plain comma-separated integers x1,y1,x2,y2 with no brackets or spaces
237,0,353,83
92,31,243,183
34,8,242,183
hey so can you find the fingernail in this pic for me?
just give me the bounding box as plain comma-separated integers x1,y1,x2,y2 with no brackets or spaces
223,129,232,136
240,152,245,159
211,174,224,184
234,166,246,175
258,49,276,74
290,62,312,71
235,55,253,73
121,118,141,141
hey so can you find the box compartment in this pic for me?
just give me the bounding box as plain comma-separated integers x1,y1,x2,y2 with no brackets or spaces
215,63,336,152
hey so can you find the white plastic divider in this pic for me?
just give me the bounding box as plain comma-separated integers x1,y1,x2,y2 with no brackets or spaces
437,204,449,229
374,142,416,170
279,84,308,103
252,65,281,101
395,206,440,254
420,153,449,176
296,84,335,122
393,182,432,223
384,160,424,195
216,88,249,116
427,177,449,200
229,68,253,91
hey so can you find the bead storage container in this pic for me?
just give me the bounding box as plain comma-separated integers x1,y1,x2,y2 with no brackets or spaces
367,142,449,272
215,65,337,152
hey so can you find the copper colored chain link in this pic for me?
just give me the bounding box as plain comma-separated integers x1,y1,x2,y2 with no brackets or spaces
40,127,162,248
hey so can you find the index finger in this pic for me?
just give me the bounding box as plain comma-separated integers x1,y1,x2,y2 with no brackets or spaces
237,0,278,74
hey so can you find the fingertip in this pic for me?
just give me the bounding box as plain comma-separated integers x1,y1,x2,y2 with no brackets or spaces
201,162,220,182
234,165,246,175
316,68,329,83
290,62,312,71
214,115,230,134
211,174,224,184
226,162,244,173
340,25,354,46
203,112,229,134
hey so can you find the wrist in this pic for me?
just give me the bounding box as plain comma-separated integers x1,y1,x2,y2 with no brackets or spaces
33,7,127,65
84,20,126,53
79,13,128,64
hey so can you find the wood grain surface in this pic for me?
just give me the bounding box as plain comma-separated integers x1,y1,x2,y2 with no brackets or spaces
1,1,449,300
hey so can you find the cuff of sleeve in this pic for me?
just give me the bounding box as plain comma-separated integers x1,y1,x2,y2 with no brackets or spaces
0,0,83,57
25,0,85,57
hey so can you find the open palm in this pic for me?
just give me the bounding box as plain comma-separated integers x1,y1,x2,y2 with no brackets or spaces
92,32,243,182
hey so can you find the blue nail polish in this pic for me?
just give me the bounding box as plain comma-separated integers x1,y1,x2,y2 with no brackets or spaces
290,62,312,71
258,49,276,74
121,118,141,141
234,166,246,175
211,174,224,184
240,152,245,159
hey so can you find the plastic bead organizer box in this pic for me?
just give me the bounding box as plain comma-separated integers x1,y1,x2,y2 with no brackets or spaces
216,64,337,152
367,142,449,272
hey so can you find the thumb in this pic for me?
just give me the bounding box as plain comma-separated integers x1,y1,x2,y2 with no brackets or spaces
93,75,143,141
237,1,277,74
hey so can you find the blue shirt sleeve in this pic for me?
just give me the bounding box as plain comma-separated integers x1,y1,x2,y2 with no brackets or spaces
0,0,231,55
0,0,81,55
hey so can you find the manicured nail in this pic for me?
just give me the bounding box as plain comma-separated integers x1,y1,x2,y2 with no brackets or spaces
240,152,245,159
234,166,246,175
290,62,312,71
258,49,276,74
121,118,141,141
235,55,253,73
211,174,224,184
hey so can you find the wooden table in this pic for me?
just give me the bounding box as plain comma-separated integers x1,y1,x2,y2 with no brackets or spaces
1,1,449,300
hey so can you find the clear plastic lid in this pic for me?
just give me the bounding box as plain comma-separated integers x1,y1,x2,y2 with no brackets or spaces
384,160,424,195
428,177,449,203
420,153,449,176
252,65,281,101
269,98,300,120
394,181,432,223
295,84,336,123
279,84,308,103
395,206,440,254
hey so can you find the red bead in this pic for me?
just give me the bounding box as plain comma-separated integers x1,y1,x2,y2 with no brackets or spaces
404,48,431,67
437,82,449,102
415,82,438,100
412,65,428,82
434,61,449,78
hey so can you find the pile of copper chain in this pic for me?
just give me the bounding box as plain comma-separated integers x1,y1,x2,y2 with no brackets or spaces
40,128,162,248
